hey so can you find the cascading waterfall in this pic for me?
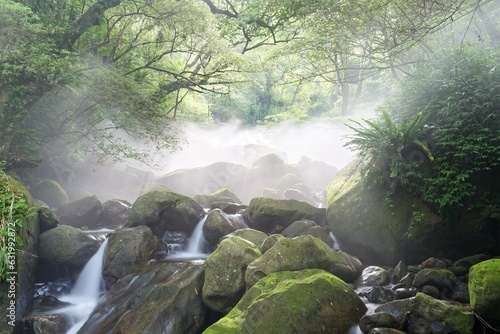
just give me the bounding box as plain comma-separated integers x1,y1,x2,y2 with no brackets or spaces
55,238,109,334
168,215,209,259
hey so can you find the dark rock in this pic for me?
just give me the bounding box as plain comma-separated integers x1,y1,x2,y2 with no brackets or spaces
210,202,247,214
128,190,205,238
368,329,406,334
79,261,206,334
421,285,440,298
39,295,71,307
56,195,102,229
413,268,457,291
421,257,448,269
243,197,326,233
359,286,398,304
280,219,330,244
359,312,402,334
203,209,247,247
103,226,164,289
391,260,408,284
37,206,59,233
453,253,491,269
15,314,70,334
101,199,131,228
375,298,413,323
39,225,99,266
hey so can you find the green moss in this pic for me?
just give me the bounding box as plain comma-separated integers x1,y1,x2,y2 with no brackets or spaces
30,179,68,208
468,259,500,326
204,269,366,334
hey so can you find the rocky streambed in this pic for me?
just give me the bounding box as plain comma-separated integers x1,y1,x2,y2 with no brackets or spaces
5,152,500,334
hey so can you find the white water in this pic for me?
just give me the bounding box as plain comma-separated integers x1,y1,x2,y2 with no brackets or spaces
57,238,109,334
169,216,209,259
329,231,342,250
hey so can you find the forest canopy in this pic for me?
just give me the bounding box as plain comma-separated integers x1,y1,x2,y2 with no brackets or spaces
1,0,499,167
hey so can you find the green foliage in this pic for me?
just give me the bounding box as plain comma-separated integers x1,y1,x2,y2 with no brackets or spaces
0,173,34,281
345,109,434,192
350,48,500,223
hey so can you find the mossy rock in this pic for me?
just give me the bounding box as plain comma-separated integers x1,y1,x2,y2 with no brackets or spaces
468,259,500,328
204,269,366,334
0,174,39,321
203,236,262,313
55,195,102,229
30,180,68,209
245,235,360,287
243,197,326,233
128,190,205,238
407,292,474,333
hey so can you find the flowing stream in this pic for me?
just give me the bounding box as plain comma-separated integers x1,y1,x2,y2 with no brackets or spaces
167,216,209,259
55,238,109,334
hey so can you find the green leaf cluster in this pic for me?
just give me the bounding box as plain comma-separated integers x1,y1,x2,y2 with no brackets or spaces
347,47,500,223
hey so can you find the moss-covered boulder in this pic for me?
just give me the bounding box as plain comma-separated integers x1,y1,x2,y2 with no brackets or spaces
0,174,39,326
55,195,102,229
38,225,99,266
103,226,164,289
204,269,367,334
243,197,326,233
128,190,205,238
194,188,242,208
468,259,500,328
30,179,68,209
280,219,331,245
224,228,268,252
245,235,360,287
203,236,262,314
202,209,247,247
79,261,206,334
37,206,59,233
326,158,484,265
407,292,474,333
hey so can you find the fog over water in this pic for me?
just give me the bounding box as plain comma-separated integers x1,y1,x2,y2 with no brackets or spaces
153,120,356,174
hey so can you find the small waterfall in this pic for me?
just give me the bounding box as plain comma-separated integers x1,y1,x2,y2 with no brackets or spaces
329,231,341,250
168,216,209,259
57,238,109,334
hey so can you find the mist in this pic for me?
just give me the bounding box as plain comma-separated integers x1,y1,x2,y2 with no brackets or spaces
153,120,356,174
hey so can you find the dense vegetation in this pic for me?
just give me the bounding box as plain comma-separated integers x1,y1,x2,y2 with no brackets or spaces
2,0,498,167
346,48,500,223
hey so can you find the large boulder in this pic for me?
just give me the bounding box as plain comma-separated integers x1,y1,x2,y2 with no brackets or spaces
103,226,164,289
202,209,247,247
194,188,242,208
203,236,262,314
406,292,474,333
0,174,39,327
243,197,326,233
280,219,331,245
468,259,500,328
327,159,466,265
38,225,100,266
128,190,205,238
100,198,131,228
204,269,367,334
30,179,68,209
55,195,102,229
156,162,247,199
37,206,59,233
245,235,360,287
79,261,206,334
